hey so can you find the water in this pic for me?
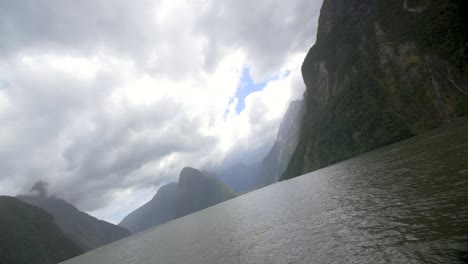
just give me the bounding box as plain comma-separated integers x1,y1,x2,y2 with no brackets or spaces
62,118,468,264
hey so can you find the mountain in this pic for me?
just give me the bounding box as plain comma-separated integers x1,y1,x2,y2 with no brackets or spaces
217,162,262,194
119,167,236,234
18,181,131,252
216,100,304,192
258,99,304,186
0,196,82,264
283,0,468,180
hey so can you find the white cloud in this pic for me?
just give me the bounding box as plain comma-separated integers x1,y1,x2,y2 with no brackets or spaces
0,0,321,223
0,89,10,115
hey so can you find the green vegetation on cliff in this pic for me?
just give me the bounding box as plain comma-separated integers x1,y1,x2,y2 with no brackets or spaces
0,196,82,264
283,0,468,180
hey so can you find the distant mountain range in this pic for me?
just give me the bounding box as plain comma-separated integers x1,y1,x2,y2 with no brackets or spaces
4,1,467,263
0,196,82,264
17,181,131,252
119,167,235,233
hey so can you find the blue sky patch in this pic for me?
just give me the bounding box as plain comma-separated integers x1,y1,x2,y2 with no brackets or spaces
234,68,268,114
0,80,10,90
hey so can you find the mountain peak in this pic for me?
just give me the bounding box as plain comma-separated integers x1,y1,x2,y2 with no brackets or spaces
18,187,131,251
120,167,235,233
180,167,200,177
30,180,49,197
179,167,207,188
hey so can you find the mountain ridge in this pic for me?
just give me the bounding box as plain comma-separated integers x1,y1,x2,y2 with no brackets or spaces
18,181,131,252
119,167,235,234
0,196,82,264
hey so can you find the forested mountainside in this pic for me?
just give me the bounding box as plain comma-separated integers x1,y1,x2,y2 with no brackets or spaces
0,196,82,264
283,0,468,179
18,182,130,251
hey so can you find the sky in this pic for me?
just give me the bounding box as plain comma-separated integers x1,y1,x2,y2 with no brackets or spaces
234,68,268,113
0,0,323,224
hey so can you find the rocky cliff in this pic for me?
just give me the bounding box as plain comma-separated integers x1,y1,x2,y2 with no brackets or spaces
283,0,468,179
119,167,235,234
259,99,304,186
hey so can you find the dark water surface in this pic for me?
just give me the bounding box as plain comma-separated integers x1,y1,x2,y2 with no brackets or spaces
62,119,468,264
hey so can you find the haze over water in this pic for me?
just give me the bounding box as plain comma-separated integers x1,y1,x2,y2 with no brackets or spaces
62,118,468,264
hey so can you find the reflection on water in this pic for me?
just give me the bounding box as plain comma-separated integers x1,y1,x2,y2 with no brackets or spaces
62,118,468,264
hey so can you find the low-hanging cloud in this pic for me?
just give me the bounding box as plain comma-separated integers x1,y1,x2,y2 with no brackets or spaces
0,0,322,223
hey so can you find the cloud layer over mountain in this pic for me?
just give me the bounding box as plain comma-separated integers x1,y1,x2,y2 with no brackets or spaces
0,0,322,222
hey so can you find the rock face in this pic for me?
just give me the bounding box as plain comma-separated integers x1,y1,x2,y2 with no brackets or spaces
119,167,236,234
18,182,131,252
217,100,304,191
259,100,304,186
283,0,468,179
0,196,82,264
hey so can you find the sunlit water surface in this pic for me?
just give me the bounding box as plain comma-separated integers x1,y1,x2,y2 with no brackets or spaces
62,119,468,264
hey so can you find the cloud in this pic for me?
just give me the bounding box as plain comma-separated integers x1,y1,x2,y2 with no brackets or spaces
0,0,156,59
0,0,322,223
218,59,306,168
197,0,321,81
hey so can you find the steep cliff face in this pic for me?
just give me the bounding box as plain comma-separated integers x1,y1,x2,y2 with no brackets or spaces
119,167,235,234
259,100,304,186
283,0,468,179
